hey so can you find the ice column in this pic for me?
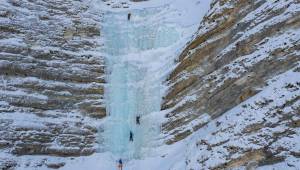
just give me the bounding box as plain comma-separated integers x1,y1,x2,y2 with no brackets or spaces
101,8,180,159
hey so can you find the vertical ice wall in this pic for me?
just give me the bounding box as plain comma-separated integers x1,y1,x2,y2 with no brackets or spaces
101,8,181,159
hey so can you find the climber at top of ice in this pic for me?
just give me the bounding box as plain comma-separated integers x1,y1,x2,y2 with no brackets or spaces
129,131,133,142
127,12,131,21
136,115,140,125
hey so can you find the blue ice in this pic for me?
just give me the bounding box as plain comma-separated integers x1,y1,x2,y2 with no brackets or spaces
101,8,180,160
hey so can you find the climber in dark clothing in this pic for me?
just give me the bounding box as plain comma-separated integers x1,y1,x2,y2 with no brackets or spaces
118,159,123,170
136,115,140,125
128,13,131,21
129,131,133,142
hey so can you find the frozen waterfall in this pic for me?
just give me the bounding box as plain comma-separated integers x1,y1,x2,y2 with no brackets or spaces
101,8,181,160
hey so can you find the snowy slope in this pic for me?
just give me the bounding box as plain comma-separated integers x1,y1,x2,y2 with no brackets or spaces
162,0,300,169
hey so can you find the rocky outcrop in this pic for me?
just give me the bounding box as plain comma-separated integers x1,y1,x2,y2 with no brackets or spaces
0,0,104,167
101,0,149,9
162,0,300,168
102,0,130,8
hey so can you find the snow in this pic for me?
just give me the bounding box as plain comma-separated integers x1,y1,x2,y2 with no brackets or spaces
0,89,48,100
0,101,9,106
182,68,300,169
205,26,300,91
0,37,26,47
2,0,299,169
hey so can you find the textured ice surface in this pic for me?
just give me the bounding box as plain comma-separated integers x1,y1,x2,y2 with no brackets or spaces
101,8,180,159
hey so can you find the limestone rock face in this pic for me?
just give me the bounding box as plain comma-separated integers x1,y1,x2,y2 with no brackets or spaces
162,0,300,168
0,0,104,167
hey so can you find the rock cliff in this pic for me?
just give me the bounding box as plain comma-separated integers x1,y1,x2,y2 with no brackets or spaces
0,0,104,168
162,0,300,168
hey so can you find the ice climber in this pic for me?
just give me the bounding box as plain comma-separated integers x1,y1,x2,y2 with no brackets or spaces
128,13,131,21
129,131,133,142
118,159,123,170
136,115,140,125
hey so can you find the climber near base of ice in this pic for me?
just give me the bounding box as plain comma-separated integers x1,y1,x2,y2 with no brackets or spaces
129,131,134,141
136,115,140,125
118,159,123,170
128,12,131,21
